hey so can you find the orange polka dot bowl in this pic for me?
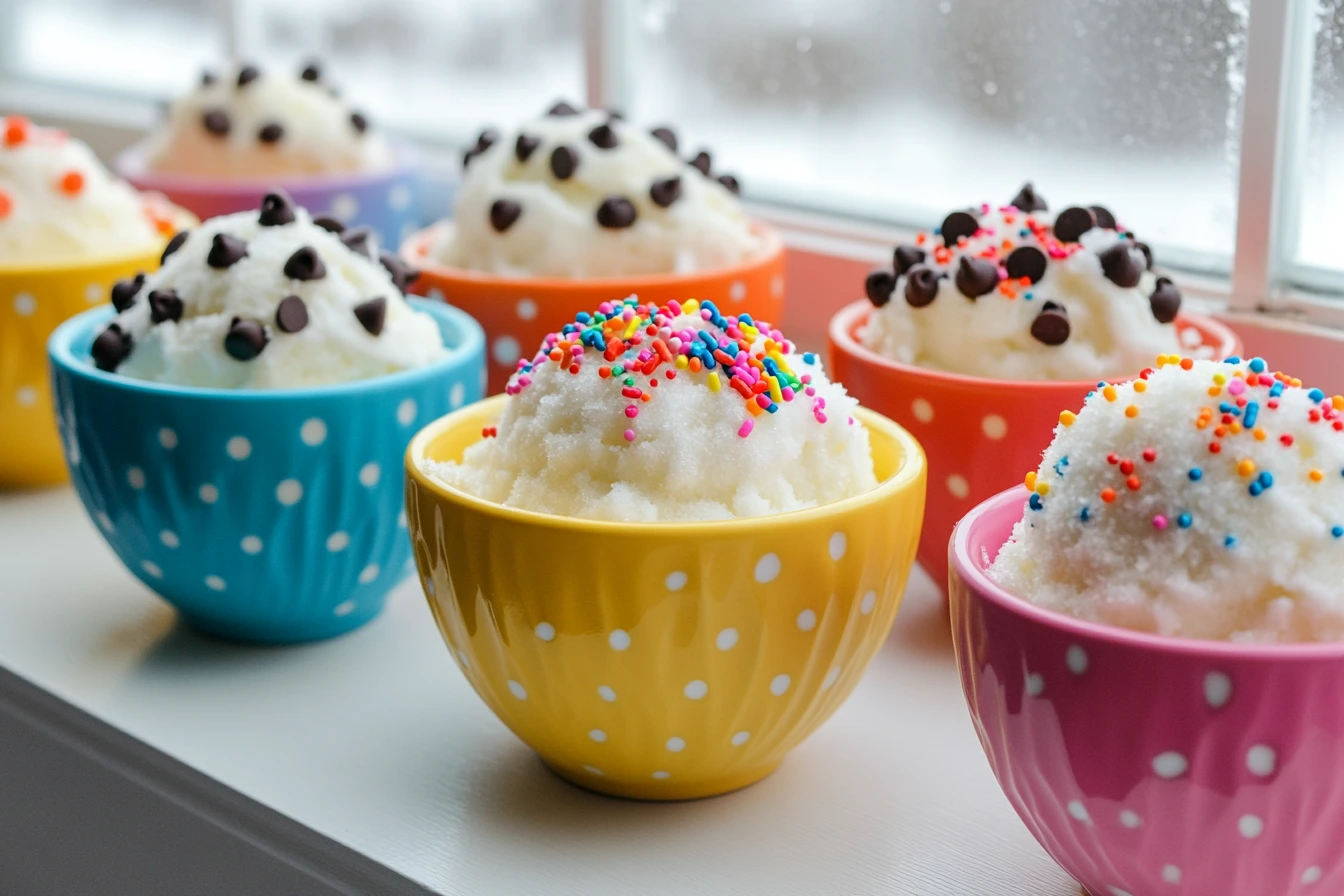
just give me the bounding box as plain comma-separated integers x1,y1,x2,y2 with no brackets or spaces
400,223,787,396
404,394,926,800
828,299,1239,588
950,485,1344,896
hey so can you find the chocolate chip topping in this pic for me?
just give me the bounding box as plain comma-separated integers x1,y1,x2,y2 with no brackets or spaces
596,196,637,229
550,145,578,180
300,62,322,82
202,109,230,137
379,251,418,292
650,126,678,153
717,174,741,195
314,216,345,234
206,233,249,269
1052,206,1096,243
865,269,897,307
275,295,309,333
1005,245,1048,284
1009,183,1048,212
940,210,979,246
515,133,541,163
353,297,387,336
474,129,499,153
547,100,581,117
201,70,217,87
490,199,522,232
893,245,926,275
1149,277,1182,324
283,246,326,281
1030,301,1071,345
904,265,943,307
588,123,618,150
224,317,268,361
257,122,284,144
350,111,368,134
148,289,183,324
689,151,712,176
236,65,260,87
92,323,132,372
1098,242,1145,288
955,256,1000,299
649,176,682,208
258,191,296,227
161,231,189,265
110,274,145,313
1135,241,1153,270
1090,205,1117,230
340,226,373,258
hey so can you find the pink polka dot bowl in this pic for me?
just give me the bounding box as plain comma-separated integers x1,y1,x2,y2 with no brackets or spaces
404,395,926,800
950,485,1344,896
400,223,786,395
828,300,1240,587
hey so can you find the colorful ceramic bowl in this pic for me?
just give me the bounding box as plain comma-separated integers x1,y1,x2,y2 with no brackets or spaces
401,223,787,395
117,146,420,250
49,299,485,643
829,300,1241,587
950,485,1344,896
405,397,926,800
1,247,170,488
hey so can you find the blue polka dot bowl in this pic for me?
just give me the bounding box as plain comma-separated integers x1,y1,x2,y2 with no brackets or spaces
48,298,484,644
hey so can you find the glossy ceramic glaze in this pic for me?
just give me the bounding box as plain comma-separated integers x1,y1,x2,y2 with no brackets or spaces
401,223,787,395
405,397,926,800
950,486,1344,896
1,248,167,487
48,299,484,643
829,300,1241,586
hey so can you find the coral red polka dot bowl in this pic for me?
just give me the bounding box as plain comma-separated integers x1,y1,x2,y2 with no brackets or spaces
400,222,786,395
828,300,1239,587
950,485,1344,896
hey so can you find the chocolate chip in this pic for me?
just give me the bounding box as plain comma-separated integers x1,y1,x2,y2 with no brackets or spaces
474,129,499,152
92,323,132,371
350,111,368,134
588,123,618,150
257,122,284,144
1098,242,1145,288
236,65,260,87
1009,183,1047,212
462,147,480,168
201,70,217,87
314,216,345,234
596,196,637,229
865,269,897,307
650,126,678,153
904,265,943,307
955,256,1000,299
1090,205,1116,230
206,233,248,269
1135,241,1153,270
894,245,926,275
547,100,581,116
1030,302,1071,345
1149,277,1182,323
275,295,308,333
490,199,522,232
148,289,183,324
605,109,624,122
1005,246,1048,283
689,151,712,176
940,211,979,246
258,191,296,227
110,274,145,313
340,226,373,258
550,145,578,180
202,109,230,137
717,174,740,195
1053,206,1096,243
283,246,326,281
161,231,188,265
379,251,418,292
224,318,268,361
300,62,322,82
515,133,541,163
353,297,387,336
649,176,682,208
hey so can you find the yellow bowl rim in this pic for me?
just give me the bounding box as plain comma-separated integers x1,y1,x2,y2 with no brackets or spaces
405,395,927,535
0,243,167,277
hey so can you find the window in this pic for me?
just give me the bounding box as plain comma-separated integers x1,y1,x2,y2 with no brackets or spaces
1294,0,1344,278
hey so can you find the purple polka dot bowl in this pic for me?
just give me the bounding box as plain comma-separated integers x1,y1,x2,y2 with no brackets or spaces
117,146,421,251
950,485,1344,896
47,298,484,644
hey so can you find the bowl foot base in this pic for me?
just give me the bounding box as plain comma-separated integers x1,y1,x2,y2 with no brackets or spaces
541,757,782,802
176,606,381,645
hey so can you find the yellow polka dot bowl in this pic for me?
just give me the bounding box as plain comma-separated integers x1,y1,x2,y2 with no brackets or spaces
1,248,168,488
405,395,927,800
